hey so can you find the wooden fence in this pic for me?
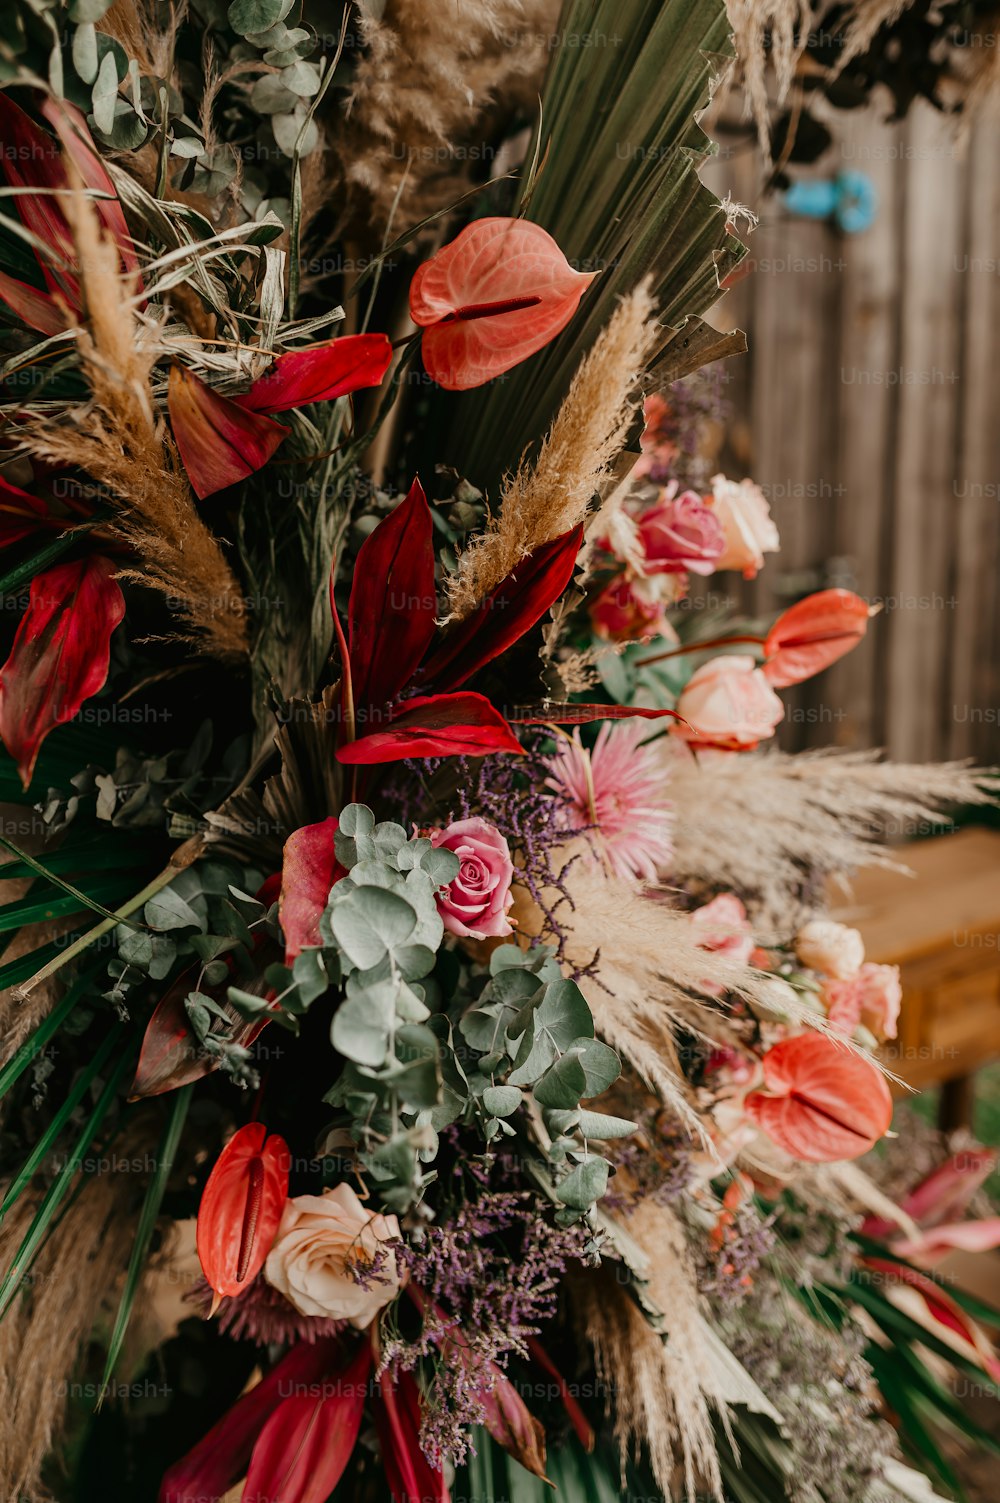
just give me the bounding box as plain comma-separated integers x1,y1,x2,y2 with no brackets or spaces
700,99,1000,765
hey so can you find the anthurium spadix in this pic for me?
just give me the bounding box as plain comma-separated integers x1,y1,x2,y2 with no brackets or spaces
409,217,597,389
196,1122,290,1308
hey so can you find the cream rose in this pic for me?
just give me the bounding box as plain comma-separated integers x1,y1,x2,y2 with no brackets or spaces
709,474,780,579
264,1184,401,1327
794,919,865,980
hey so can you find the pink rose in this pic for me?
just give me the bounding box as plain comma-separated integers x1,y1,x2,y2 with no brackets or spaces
430,816,515,939
692,892,755,967
264,1183,401,1327
589,574,677,643
638,485,725,577
671,655,784,751
823,962,902,1041
708,474,780,579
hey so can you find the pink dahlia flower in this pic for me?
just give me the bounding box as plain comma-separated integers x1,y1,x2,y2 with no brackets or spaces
544,720,673,883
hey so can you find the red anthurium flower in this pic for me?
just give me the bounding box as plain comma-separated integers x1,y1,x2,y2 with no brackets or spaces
196,1122,290,1307
409,217,596,389
243,1341,372,1503
234,333,392,414
0,93,140,333
159,1338,343,1503
279,817,348,962
0,554,124,788
336,691,523,764
762,588,872,688
745,1033,892,1163
167,366,288,500
376,1368,449,1503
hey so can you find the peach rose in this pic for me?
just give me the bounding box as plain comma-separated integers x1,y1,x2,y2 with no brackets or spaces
795,920,865,980
823,962,902,1041
709,474,780,579
672,655,784,751
264,1184,401,1327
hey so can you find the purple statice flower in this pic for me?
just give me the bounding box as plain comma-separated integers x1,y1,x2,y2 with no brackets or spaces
703,1201,777,1305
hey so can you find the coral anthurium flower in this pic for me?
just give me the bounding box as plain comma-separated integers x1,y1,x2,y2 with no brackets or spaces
167,366,287,500
279,818,348,962
0,554,125,789
197,1122,291,1308
762,588,871,688
409,217,596,389
234,333,392,413
745,1033,892,1163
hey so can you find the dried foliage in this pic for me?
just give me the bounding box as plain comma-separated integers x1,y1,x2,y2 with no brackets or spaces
446,283,659,618
18,191,249,663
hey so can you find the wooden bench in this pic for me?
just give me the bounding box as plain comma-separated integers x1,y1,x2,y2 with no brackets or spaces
831,828,1000,1128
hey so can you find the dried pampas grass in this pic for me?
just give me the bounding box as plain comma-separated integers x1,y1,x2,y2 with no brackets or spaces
0,1167,140,1500
446,282,660,619
579,1202,730,1498
666,747,998,932
333,0,559,243
19,188,248,663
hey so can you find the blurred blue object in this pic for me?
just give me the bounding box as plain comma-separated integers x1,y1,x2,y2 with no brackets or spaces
783,171,878,232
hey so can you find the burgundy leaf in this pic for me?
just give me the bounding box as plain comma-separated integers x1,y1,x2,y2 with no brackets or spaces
0,92,79,305
279,817,347,962
243,1342,371,1503
168,365,287,499
159,1339,343,1503
0,473,59,547
347,478,437,715
129,967,272,1101
38,95,143,287
526,1335,594,1452
507,702,683,726
337,692,523,765
0,554,124,788
375,1369,449,1503
235,333,392,413
423,525,583,692
0,268,67,335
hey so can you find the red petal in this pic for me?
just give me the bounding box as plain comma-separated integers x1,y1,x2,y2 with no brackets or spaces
129,967,271,1101
159,1339,343,1503
762,589,870,688
244,1343,371,1503
37,95,143,289
0,554,124,789
375,1369,449,1503
347,479,437,714
507,702,683,726
168,365,286,499
196,1122,290,1299
337,692,523,764
0,473,58,547
279,817,347,962
235,333,392,414
745,1034,892,1163
410,217,596,390
0,268,67,335
423,526,583,692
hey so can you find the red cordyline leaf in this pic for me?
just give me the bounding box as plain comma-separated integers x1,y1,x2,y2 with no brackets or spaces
860,1256,1000,1378
423,525,584,692
745,1033,892,1163
375,1368,449,1503
196,1122,290,1303
762,588,871,688
159,1338,343,1503
0,268,68,335
168,365,287,499
37,96,143,286
347,478,437,715
129,966,272,1101
409,217,597,390
0,473,58,548
525,1335,595,1453
0,554,124,789
336,691,524,764
279,817,347,962
235,332,392,413
243,1342,372,1503
507,702,684,726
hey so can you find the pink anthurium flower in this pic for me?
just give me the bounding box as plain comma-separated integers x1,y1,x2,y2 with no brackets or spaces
762,588,872,688
196,1122,291,1309
745,1033,893,1163
409,217,596,389
0,554,125,789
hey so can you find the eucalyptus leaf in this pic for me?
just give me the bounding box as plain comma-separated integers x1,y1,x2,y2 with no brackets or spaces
228,0,293,37
482,1085,521,1118
556,1156,610,1211
91,48,119,135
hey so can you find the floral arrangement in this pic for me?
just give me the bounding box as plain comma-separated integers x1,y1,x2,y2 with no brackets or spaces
0,4,997,1502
